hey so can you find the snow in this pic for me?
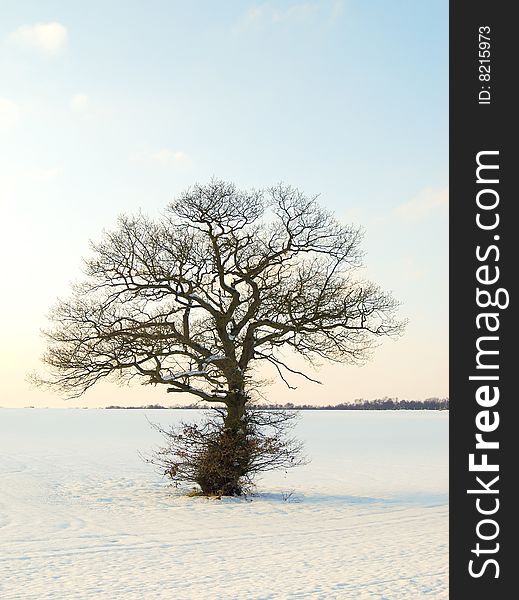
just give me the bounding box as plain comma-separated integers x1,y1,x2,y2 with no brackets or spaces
162,369,209,380
202,354,226,363
0,409,448,599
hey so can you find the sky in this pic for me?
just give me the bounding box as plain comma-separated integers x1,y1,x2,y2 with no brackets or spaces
0,0,448,408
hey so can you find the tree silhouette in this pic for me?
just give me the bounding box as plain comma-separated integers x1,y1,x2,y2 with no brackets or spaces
36,180,403,494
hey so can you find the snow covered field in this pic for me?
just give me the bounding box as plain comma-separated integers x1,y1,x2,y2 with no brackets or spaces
0,409,448,599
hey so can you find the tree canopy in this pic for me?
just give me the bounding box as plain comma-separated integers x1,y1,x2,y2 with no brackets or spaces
36,180,404,495
37,180,402,404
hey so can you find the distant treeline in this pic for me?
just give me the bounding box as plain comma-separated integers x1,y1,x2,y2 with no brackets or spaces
104,397,449,411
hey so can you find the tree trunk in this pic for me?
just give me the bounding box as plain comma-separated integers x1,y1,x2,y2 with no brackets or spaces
224,389,246,429
196,388,250,496
222,389,248,495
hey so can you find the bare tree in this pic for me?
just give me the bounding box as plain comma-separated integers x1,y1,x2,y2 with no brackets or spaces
149,408,305,496
35,180,403,494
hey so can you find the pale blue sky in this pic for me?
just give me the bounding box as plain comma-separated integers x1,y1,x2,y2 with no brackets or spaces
0,1,448,407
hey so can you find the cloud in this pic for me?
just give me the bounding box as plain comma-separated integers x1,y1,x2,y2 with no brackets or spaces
150,149,191,166
0,97,20,130
70,94,90,113
8,22,68,56
0,165,62,203
130,148,191,168
396,188,448,221
236,0,344,30
330,0,345,19
339,206,362,224
27,166,63,182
